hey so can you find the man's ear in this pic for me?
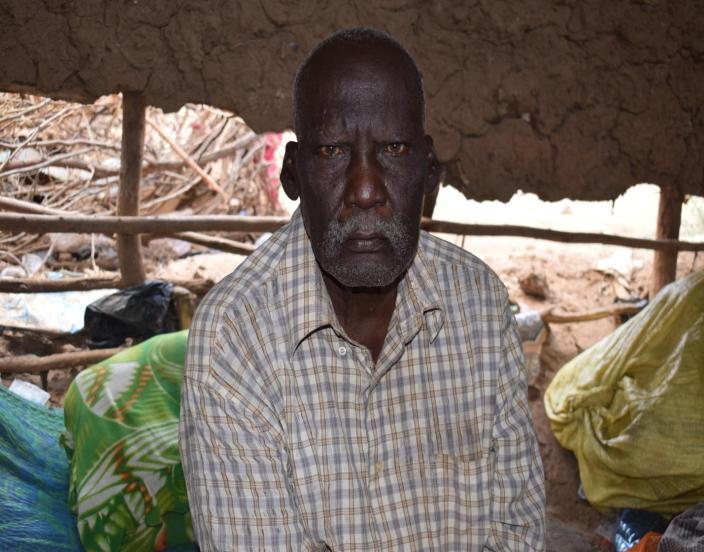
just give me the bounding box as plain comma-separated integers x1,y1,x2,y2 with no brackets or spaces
280,141,300,200
423,135,441,195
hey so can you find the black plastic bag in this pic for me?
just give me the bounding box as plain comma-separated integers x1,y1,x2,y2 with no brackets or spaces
84,280,179,348
613,509,668,552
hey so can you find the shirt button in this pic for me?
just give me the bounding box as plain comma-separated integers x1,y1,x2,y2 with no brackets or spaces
338,346,347,356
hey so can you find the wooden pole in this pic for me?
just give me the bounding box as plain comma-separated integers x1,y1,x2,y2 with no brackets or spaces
0,347,124,374
0,213,288,235
0,213,702,252
0,276,216,295
651,186,684,297
118,92,147,287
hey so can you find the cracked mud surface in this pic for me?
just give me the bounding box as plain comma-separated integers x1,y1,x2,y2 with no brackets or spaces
1,1,702,201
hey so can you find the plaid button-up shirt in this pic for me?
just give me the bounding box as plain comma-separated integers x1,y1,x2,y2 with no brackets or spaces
180,210,545,551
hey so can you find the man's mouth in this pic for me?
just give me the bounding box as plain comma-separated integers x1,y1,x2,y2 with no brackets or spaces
345,233,388,253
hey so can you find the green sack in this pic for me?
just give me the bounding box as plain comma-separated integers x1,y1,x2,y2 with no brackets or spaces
544,270,704,516
61,330,193,551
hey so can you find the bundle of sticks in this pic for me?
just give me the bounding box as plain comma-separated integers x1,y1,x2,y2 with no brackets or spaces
0,93,286,262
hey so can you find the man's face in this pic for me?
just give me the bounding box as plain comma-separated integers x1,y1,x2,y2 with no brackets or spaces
282,44,438,288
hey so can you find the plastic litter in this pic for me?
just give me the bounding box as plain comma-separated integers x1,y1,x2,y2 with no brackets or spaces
8,380,50,406
613,509,668,552
84,280,179,348
0,287,117,333
545,270,704,516
515,310,548,385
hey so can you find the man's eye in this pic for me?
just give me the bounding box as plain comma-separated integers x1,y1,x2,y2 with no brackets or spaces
317,145,343,158
383,143,408,156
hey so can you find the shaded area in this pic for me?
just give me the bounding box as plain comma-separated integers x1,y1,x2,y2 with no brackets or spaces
0,1,702,201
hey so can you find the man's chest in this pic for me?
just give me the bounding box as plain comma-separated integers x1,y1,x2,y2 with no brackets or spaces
274,321,502,549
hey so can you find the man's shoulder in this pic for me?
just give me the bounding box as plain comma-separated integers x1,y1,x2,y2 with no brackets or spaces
419,230,506,291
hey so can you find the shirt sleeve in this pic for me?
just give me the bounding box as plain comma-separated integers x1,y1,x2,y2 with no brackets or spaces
484,297,546,551
179,309,314,551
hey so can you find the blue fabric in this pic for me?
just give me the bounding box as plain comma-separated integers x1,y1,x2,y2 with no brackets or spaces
0,382,81,551
0,382,197,552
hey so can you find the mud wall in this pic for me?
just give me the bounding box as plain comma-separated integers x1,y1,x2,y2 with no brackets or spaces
1,0,702,201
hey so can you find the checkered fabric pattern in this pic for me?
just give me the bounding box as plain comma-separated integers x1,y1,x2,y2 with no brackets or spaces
180,210,545,551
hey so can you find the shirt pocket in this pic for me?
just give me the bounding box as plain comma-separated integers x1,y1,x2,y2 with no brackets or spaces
429,416,485,465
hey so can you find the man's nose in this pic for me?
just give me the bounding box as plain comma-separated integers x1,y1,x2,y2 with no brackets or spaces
343,148,388,210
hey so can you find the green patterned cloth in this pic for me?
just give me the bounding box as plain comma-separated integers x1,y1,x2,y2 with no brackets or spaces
61,330,194,552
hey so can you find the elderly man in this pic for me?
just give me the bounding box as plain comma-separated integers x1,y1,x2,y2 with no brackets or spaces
180,28,545,551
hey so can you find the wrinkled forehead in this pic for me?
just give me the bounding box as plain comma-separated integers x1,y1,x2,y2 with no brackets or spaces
298,47,423,138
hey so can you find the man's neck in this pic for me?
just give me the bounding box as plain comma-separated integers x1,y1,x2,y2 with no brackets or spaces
322,271,398,365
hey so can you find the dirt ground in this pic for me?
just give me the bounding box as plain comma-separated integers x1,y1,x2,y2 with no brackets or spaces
1,184,702,548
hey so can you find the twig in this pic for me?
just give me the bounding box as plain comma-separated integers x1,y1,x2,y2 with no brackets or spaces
0,132,258,180
0,138,119,150
141,177,199,211
27,235,57,276
146,116,228,200
0,158,114,178
0,105,80,173
168,231,256,255
0,97,51,126
0,196,68,215
0,148,92,178
192,117,229,161
539,303,644,323
0,250,27,274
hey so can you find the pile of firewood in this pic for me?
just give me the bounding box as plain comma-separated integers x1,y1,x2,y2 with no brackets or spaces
0,93,286,260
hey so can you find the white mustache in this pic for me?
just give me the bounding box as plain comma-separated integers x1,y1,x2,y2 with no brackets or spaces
330,215,400,240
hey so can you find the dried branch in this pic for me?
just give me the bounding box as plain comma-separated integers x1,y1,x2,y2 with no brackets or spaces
146,116,228,199
0,105,81,173
0,148,92,178
0,97,51,126
540,303,644,323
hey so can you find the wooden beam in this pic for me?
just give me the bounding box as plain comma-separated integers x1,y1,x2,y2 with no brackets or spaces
0,212,702,251
0,276,216,295
0,212,288,234
117,92,147,287
419,219,703,252
651,186,684,296
0,276,120,292
0,347,124,374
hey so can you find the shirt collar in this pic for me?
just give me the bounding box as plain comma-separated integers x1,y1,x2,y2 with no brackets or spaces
279,210,337,356
393,238,445,345
281,210,445,356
